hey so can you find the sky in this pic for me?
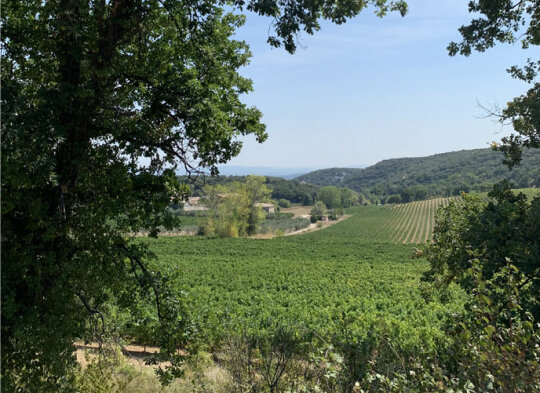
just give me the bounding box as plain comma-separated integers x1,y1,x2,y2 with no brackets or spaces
219,0,533,169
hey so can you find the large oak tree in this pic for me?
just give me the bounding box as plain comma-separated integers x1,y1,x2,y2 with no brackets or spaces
1,1,407,391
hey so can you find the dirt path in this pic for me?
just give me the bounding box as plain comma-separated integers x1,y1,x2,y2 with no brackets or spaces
285,215,351,237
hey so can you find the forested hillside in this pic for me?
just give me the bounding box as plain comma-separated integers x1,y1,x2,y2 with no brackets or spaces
296,148,540,202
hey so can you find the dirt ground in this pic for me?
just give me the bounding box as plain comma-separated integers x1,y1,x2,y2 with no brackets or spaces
75,342,170,369
281,206,312,218
284,214,351,236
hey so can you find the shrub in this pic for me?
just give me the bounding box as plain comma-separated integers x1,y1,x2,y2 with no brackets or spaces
384,194,402,204
278,199,291,208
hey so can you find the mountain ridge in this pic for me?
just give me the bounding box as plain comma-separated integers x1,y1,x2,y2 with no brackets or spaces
295,148,540,202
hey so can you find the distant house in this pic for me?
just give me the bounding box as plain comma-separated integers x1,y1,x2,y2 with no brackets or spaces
255,202,275,214
321,215,329,222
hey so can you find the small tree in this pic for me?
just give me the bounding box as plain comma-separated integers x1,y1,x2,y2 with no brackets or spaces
310,201,327,222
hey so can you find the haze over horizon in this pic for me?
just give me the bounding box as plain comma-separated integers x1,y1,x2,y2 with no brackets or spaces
222,0,533,169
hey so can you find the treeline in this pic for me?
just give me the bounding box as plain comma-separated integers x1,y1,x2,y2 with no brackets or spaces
314,186,366,208
179,175,320,206
296,148,540,202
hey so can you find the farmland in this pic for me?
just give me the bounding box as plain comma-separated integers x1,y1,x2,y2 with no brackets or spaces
148,237,464,350
137,197,468,389
88,190,536,391
305,196,462,244
142,196,469,350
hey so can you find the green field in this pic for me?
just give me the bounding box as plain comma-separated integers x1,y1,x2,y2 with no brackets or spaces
144,201,467,365
305,197,461,244
126,191,540,390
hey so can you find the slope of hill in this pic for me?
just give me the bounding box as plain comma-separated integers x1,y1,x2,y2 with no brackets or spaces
295,148,540,201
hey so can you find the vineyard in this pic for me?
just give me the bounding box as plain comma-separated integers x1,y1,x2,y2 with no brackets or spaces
133,204,468,392
305,196,462,244
146,236,465,355
118,191,536,391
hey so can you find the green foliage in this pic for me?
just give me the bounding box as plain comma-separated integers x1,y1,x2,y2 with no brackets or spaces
187,175,320,206
146,235,464,359
202,176,271,237
267,178,319,205
445,260,540,392
384,194,402,204
2,0,266,388
307,198,460,244
416,181,540,392
425,183,540,319
448,1,539,167
2,0,408,389
140,233,466,392
316,186,360,209
277,198,291,208
316,186,343,209
296,148,540,200
310,200,327,221
339,187,360,207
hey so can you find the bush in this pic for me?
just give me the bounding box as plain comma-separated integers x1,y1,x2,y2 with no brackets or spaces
278,199,291,208
384,194,402,204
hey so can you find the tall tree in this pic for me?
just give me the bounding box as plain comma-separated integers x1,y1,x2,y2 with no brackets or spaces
448,0,539,167
316,186,342,209
1,1,408,390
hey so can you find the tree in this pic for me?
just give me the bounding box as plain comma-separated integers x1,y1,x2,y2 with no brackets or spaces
449,0,539,167
316,186,342,209
202,183,227,218
421,185,540,390
212,176,272,236
339,187,360,208
357,192,368,206
243,176,272,235
278,199,291,208
2,1,407,390
425,184,540,319
310,201,327,222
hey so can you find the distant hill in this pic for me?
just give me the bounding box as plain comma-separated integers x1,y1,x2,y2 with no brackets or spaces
215,165,318,179
295,149,540,202
213,164,369,179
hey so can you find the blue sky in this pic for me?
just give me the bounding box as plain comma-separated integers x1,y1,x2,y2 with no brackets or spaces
224,0,532,168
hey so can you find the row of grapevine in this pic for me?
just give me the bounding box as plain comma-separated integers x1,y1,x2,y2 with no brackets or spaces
142,235,466,357
389,197,462,244
303,196,461,244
